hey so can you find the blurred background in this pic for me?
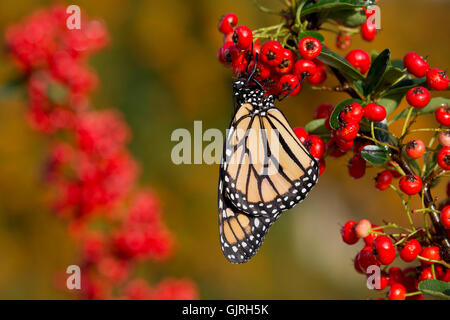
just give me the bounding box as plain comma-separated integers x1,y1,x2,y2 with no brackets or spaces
0,0,449,299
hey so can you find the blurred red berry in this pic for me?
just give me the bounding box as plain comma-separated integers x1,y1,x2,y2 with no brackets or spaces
374,235,396,265
341,220,359,245
375,170,393,191
307,66,327,85
399,175,422,195
279,74,301,96
336,123,359,141
218,13,238,34
336,32,351,50
361,19,376,41
348,154,366,179
437,146,450,170
261,40,283,67
364,103,386,122
355,219,372,238
340,102,363,124
294,127,308,144
304,135,325,158
313,103,333,119
232,26,253,50
441,206,450,229
399,239,421,262
420,246,441,265
294,59,317,78
405,139,425,159
388,283,406,300
274,49,295,75
318,158,326,176
406,87,430,108
435,106,450,126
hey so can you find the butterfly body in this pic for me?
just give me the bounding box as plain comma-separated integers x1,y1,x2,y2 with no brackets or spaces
218,78,319,264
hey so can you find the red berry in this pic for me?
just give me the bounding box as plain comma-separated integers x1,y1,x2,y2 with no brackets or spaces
375,274,390,291
435,106,450,126
441,206,450,229
336,32,351,50
375,170,393,191
298,36,321,60
260,40,283,67
427,68,450,91
348,154,366,179
388,283,406,300
403,52,429,78
437,146,450,170
399,239,421,262
361,19,376,41
318,158,326,176
307,66,327,85
293,59,317,78
274,48,295,75
341,220,359,245
388,267,404,286
358,245,379,274
232,26,253,50
355,219,372,238
231,53,248,75
405,139,425,159
294,127,308,144
419,267,434,282
221,42,240,65
304,135,325,159
364,103,386,122
336,123,359,141
340,102,364,124
248,60,271,81
345,49,371,74
313,103,333,119
420,246,441,265
374,235,396,265
406,86,430,108
218,13,238,35
354,252,364,274
278,74,301,96
335,138,354,152
399,175,422,195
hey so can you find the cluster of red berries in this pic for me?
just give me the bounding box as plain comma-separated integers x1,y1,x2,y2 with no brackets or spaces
6,6,197,300
341,218,450,300
217,13,327,97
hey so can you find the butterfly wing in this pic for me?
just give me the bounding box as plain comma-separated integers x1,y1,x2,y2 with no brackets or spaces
222,103,319,219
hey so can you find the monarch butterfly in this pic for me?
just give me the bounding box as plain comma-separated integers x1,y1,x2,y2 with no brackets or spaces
218,60,319,264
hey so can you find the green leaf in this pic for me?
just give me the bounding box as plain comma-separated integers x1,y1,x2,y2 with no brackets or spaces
391,59,404,69
418,280,450,300
390,97,450,122
363,49,390,96
328,98,363,130
301,0,370,16
298,31,325,43
317,47,364,83
377,92,404,116
373,66,406,93
361,145,389,165
380,78,426,98
304,118,328,134
403,149,421,174
329,8,367,27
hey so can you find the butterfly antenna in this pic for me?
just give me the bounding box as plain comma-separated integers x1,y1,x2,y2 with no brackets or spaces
277,73,307,102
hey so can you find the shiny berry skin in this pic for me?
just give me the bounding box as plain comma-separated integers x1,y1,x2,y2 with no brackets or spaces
341,220,359,245
399,175,422,195
218,13,238,34
439,132,450,147
361,19,376,41
340,102,363,124
274,49,294,75
403,52,429,78
388,283,406,300
318,158,326,176
437,146,450,170
348,154,366,179
375,170,393,191
336,32,351,50
420,246,441,265
399,239,421,262
279,74,301,96
294,59,317,78
358,245,379,274
419,267,434,282
232,26,253,50
376,273,390,291
405,139,425,159
335,138,353,152
248,60,271,81
221,42,240,65
355,219,372,238
427,68,450,91
260,40,283,67
374,235,396,265
345,49,371,74
441,206,450,229
313,103,333,119
304,135,325,159
336,123,359,141
364,103,386,122
406,87,430,108
435,106,450,126
298,36,321,60
307,66,327,85
294,127,308,144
